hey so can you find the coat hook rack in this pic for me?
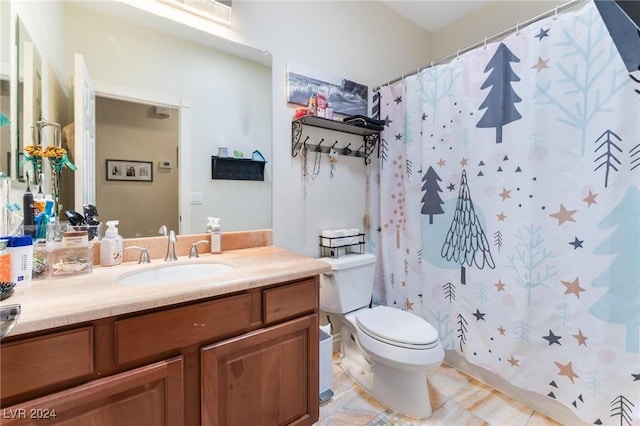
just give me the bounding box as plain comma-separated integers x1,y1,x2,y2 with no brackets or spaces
291,116,381,163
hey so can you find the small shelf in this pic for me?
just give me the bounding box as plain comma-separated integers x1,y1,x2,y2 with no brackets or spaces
211,156,266,181
292,116,380,164
319,233,366,258
294,116,381,137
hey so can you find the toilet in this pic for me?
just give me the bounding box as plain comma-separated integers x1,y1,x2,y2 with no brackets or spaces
319,253,444,419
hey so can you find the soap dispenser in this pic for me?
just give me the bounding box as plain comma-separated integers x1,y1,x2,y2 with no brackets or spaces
207,217,222,254
101,220,123,266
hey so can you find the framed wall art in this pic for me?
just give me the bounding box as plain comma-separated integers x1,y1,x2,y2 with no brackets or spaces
106,159,153,182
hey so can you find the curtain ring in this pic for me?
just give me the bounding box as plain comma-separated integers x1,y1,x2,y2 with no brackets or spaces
456,49,460,60
483,37,487,49
554,5,559,20
430,61,434,68
516,22,520,35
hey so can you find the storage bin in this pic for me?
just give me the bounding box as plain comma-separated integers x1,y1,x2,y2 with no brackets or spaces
319,327,334,403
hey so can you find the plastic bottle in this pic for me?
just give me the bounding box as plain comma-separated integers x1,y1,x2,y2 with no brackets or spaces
326,103,334,120
100,220,123,266
207,217,222,254
0,238,12,283
44,195,55,217
8,236,33,286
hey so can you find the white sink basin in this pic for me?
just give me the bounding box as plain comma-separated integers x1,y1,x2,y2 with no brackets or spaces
117,262,234,286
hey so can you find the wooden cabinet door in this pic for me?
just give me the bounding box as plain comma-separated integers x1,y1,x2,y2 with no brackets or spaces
1,357,184,426
201,314,319,426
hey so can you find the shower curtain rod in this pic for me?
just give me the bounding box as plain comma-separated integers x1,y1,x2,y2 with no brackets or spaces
374,0,586,91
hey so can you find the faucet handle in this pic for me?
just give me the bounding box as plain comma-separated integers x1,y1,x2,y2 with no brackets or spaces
158,225,168,236
126,246,151,264
189,240,210,258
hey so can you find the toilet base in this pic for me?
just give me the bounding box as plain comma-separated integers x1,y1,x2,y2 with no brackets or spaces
334,315,435,419
339,352,433,419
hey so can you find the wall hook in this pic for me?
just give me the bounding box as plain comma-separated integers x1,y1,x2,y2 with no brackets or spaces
331,141,339,151
343,143,352,155
292,135,309,158
355,144,364,157
316,138,324,152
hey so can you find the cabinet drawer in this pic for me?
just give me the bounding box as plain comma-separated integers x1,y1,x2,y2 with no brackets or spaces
1,327,94,399
263,278,318,324
1,357,184,426
116,293,252,364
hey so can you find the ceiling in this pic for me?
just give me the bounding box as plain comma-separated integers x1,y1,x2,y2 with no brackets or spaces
381,0,492,33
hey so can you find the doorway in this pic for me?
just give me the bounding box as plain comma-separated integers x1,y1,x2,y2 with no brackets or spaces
95,97,179,238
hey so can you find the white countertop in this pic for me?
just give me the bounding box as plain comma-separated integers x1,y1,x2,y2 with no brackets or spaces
1,246,331,337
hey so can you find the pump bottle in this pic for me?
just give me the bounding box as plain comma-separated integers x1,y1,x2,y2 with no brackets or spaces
100,220,123,266
207,217,222,254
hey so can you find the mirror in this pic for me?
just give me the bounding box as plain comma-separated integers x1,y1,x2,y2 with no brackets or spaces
15,17,42,184
0,1,10,180
6,0,272,238
1,12,43,184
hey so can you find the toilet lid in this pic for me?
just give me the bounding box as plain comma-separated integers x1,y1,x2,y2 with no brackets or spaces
355,306,439,349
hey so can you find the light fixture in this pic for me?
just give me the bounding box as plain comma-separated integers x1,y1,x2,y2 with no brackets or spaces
159,0,232,25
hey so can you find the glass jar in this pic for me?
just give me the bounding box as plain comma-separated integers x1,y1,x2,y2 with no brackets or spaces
32,239,51,279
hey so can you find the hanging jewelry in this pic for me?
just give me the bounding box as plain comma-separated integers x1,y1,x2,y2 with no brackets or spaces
311,139,323,182
300,137,309,193
329,147,339,180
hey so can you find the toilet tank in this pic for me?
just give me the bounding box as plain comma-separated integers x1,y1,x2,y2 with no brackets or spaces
318,253,376,314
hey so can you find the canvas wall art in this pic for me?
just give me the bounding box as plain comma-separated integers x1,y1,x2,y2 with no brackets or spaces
287,63,368,116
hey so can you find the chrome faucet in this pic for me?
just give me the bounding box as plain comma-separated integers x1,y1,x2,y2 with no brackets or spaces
165,230,178,262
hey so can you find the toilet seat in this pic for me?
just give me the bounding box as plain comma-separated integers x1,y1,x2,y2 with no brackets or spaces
355,306,440,350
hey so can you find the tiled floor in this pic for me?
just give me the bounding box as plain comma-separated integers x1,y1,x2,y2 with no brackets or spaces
318,353,562,426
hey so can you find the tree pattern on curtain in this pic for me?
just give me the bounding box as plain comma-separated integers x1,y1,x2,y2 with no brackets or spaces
370,2,639,424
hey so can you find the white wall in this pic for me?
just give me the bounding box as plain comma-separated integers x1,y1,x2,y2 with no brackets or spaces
233,1,432,256
431,1,562,59
10,0,67,124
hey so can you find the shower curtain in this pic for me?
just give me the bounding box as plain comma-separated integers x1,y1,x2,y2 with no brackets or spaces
369,2,639,424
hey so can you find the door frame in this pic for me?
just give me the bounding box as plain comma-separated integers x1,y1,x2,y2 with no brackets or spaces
92,80,191,234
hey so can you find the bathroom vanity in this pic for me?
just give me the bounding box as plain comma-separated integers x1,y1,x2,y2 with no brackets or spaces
0,244,329,426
